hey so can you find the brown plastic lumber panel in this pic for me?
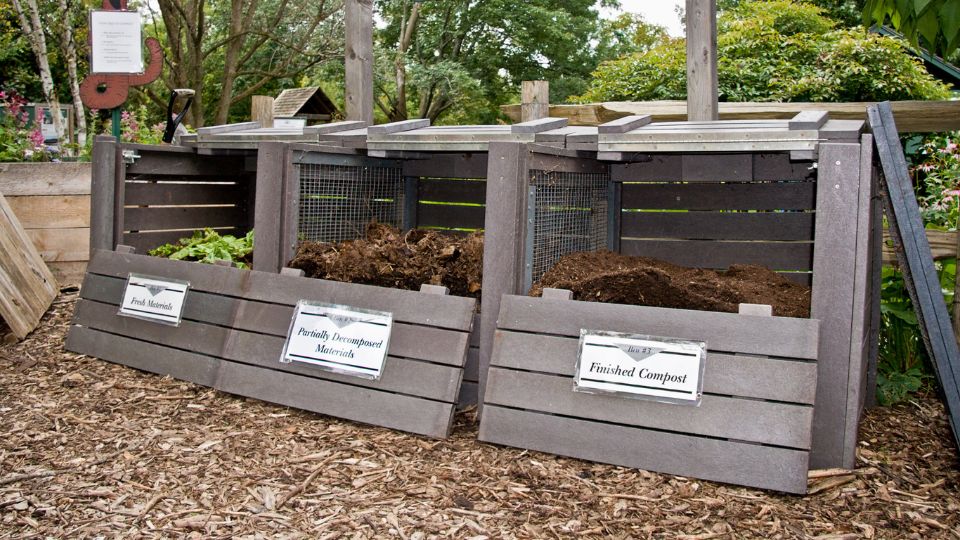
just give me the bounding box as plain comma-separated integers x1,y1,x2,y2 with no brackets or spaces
618,239,814,271
79,272,471,367
620,181,816,211
458,381,479,408
463,348,480,382
66,326,220,387
216,361,455,438
478,406,809,494
416,203,485,230
84,250,475,330
252,141,286,273
809,142,866,469
89,136,119,254
123,182,247,206
490,330,817,404
403,153,489,180
611,153,813,183
418,178,487,204
869,102,960,450
124,149,244,177
496,295,819,360
484,368,813,448
620,211,814,242
71,299,464,402
123,206,247,232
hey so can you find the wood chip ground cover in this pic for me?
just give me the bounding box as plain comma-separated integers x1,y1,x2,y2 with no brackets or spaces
2,295,959,539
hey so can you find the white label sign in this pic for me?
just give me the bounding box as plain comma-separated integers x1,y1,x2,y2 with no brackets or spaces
575,331,706,405
118,274,189,326
281,301,392,380
90,11,143,74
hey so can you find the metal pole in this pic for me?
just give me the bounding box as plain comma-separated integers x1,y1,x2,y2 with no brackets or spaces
111,107,121,139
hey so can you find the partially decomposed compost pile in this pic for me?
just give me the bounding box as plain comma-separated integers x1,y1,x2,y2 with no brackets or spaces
288,222,484,299
532,250,812,318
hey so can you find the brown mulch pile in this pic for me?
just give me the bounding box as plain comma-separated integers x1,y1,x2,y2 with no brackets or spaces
289,223,484,299
532,251,812,318
2,296,960,539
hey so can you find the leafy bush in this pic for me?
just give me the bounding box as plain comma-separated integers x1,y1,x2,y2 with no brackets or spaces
0,89,59,162
576,0,952,103
149,229,254,269
910,132,960,228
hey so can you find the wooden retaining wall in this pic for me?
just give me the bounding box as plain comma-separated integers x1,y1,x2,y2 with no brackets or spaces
67,249,475,438
479,294,820,494
0,162,91,284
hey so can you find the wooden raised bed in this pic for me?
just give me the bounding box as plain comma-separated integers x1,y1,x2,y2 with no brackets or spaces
67,248,475,437
478,115,880,483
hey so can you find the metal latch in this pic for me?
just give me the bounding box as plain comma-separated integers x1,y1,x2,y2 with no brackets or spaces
122,150,141,164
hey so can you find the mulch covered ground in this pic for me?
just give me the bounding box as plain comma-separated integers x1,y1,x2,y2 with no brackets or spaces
1,294,959,539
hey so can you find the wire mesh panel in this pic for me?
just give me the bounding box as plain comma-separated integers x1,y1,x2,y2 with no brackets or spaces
298,163,405,243
527,169,610,287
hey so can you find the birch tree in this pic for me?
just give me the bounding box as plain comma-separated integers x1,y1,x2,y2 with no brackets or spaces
54,0,86,148
10,0,64,144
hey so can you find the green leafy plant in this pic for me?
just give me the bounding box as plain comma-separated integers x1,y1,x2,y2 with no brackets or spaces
149,228,254,269
910,132,960,229
0,88,59,162
877,266,931,405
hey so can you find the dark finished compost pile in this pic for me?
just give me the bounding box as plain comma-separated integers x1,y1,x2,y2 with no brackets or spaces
530,250,812,318
288,222,484,299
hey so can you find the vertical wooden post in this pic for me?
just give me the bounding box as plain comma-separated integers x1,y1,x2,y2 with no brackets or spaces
345,0,374,124
253,142,286,273
89,135,118,254
521,81,549,122
251,96,275,128
685,0,718,121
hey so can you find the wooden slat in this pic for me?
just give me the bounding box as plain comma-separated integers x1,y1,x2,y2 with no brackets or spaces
496,295,819,360
478,406,809,494
123,206,246,232
416,204,485,230
6,195,90,229
0,193,58,339
491,330,816,404
621,181,815,211
125,150,246,177
484,368,813,448
124,183,245,206
686,0,718,121
418,179,486,204
85,250,476,331
621,212,813,241
73,299,463,402
24,228,89,262
619,238,813,270
216,361,454,438
80,272,472,366
0,162,91,196
402,154,488,179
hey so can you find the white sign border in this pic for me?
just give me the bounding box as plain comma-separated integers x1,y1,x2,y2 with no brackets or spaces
280,300,393,381
573,330,707,407
89,10,144,74
117,273,190,327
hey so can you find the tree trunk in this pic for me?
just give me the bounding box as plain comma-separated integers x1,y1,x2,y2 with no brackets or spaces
214,0,251,125
392,2,420,122
12,0,65,146
56,0,86,152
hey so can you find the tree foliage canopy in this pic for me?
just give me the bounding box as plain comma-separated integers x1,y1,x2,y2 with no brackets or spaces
578,0,952,103
862,0,960,57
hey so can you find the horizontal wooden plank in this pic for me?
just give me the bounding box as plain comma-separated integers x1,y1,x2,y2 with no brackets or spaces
0,162,91,195
496,295,819,359
619,238,814,271
124,206,248,232
125,151,249,177
25,228,89,262
216,361,455,438
403,154,489,179
121,229,246,255
417,203,485,230
85,250,476,330
48,261,87,285
80,272,472,366
621,181,815,211
418,178,486,204
478,406,809,493
490,330,817,404
6,195,90,229
72,299,464,402
124,182,247,206
621,212,814,241
612,154,814,183
484,368,813,448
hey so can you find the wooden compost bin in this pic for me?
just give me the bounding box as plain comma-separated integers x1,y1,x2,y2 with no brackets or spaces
477,115,880,492
255,118,570,406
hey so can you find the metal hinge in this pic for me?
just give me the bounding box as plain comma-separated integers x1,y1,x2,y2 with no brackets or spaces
122,150,141,164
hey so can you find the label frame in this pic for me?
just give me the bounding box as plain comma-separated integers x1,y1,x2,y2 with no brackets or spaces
117,273,190,326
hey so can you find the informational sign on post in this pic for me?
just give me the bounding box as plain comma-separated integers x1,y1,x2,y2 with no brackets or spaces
575,330,706,406
118,274,189,326
281,301,393,380
90,10,143,74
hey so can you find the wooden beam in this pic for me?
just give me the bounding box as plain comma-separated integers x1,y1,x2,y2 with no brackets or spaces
345,0,374,124
521,81,549,122
685,0,718,121
500,100,960,132
251,96,274,128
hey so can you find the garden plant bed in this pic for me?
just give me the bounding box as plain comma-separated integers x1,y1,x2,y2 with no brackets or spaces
288,223,484,300
1,296,959,538
530,250,812,318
